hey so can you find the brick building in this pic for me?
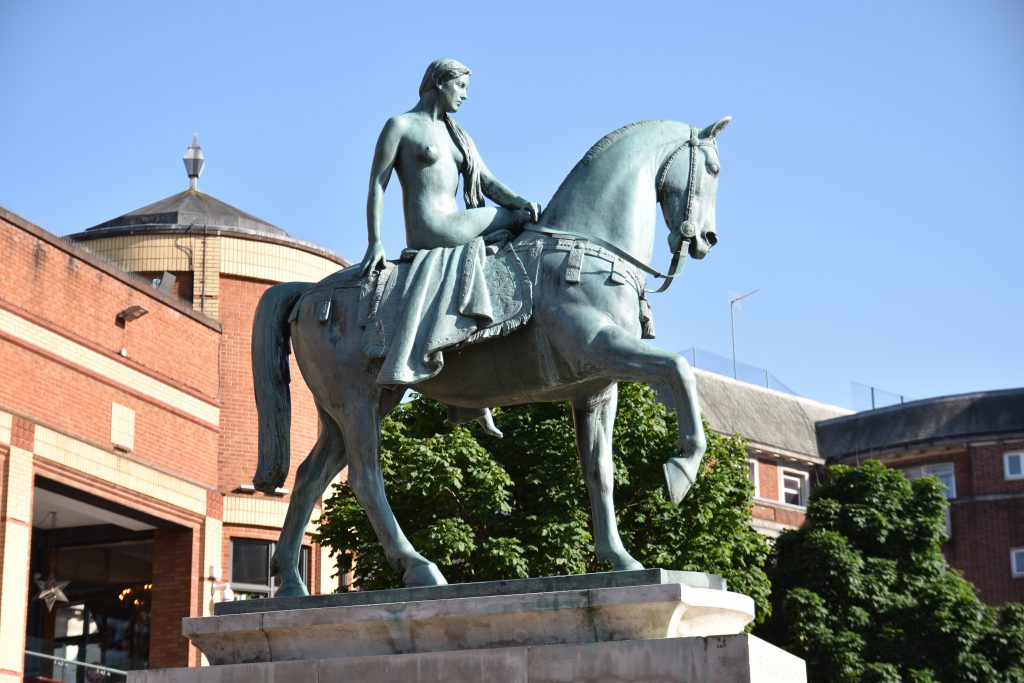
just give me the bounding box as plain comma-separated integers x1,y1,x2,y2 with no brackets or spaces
691,370,851,536
0,141,348,681
697,373,1024,605
817,390,1024,605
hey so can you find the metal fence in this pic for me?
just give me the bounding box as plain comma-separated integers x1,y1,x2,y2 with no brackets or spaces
851,382,912,411
680,347,796,395
24,650,128,683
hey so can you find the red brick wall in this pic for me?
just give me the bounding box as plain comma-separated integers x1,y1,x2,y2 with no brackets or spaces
750,459,809,528
0,209,220,399
215,276,321,494
150,526,200,668
951,441,1024,604
871,442,1024,605
949,497,1024,604
0,340,220,484
756,459,780,502
0,209,222,487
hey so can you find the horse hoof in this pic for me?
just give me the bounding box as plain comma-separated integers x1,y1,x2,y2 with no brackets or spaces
274,582,310,598
617,558,645,571
403,562,448,587
664,457,697,505
605,556,644,571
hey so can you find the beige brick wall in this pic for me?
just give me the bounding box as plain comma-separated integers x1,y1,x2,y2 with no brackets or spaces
222,495,319,534
77,233,344,323
34,427,208,516
0,446,33,677
219,237,339,283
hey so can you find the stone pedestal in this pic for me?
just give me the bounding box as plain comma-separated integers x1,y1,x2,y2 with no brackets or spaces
129,570,806,682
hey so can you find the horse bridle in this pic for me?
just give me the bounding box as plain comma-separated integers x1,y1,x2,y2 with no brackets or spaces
528,127,712,295
650,127,716,293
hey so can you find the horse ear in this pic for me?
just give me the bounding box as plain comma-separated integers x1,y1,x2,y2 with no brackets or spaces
700,116,732,139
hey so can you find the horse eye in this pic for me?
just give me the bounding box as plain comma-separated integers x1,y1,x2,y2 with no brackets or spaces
707,162,720,175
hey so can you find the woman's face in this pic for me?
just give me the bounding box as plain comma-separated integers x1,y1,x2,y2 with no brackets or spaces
438,75,469,113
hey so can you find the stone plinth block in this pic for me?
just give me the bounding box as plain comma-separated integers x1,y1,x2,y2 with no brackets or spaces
186,581,754,665
129,634,806,683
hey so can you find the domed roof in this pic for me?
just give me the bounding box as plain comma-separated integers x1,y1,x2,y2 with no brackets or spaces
85,186,290,237
68,135,349,268
82,134,289,238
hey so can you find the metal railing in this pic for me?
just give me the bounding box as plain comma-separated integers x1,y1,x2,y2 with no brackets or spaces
681,347,796,395
851,382,911,411
24,650,128,683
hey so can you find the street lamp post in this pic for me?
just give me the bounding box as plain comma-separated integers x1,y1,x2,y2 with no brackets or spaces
730,289,759,379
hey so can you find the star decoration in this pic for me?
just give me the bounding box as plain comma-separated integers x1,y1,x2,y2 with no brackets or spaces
35,572,70,611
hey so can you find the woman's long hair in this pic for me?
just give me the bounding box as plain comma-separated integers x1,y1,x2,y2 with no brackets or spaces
419,58,483,208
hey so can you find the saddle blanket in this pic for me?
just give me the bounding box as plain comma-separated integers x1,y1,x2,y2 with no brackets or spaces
360,236,533,385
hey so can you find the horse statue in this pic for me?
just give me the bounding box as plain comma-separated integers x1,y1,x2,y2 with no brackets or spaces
252,117,730,595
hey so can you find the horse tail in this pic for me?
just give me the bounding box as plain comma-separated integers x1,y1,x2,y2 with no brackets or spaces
252,281,311,493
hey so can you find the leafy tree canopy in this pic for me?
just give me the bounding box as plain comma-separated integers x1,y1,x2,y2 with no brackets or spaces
316,382,771,622
757,460,1024,683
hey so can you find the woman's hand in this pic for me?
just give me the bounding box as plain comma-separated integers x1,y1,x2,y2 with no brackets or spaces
520,200,541,223
358,240,386,277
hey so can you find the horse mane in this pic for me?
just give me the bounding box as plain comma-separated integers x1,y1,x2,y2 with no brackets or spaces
571,119,676,172
540,118,693,229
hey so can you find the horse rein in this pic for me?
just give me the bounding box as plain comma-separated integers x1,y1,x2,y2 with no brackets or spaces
527,127,713,295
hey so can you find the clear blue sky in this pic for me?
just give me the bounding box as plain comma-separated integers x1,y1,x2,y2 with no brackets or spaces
2,0,1022,409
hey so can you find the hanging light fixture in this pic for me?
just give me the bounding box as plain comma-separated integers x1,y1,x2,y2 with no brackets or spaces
34,512,69,612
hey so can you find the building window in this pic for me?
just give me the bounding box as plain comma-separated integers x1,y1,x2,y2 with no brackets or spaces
902,462,956,499
903,463,956,536
1012,548,1024,579
780,469,809,507
748,459,760,497
230,538,310,599
1005,452,1024,481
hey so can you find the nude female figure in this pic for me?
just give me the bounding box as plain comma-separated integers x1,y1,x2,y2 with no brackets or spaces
357,57,541,274
357,58,541,436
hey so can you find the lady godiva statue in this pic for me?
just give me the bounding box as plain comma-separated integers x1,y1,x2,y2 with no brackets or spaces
357,58,541,437
358,57,541,272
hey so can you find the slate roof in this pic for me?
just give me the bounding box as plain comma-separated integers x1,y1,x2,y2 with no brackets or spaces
816,388,1024,461
84,188,289,237
689,369,851,460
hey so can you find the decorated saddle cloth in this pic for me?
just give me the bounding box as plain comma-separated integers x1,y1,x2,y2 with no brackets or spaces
360,236,533,385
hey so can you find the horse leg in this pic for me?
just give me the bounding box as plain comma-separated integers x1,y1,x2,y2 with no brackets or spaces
572,387,644,571
586,325,707,505
272,404,347,597
338,388,447,588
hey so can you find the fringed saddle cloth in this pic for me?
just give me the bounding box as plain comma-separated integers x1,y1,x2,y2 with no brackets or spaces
360,235,533,385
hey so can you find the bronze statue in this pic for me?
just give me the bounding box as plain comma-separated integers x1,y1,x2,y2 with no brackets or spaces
252,61,730,595
359,58,540,271
358,58,542,436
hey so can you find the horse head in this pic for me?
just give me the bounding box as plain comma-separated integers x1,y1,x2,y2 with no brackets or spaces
657,116,731,260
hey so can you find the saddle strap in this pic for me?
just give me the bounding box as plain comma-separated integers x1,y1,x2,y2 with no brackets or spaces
524,224,685,293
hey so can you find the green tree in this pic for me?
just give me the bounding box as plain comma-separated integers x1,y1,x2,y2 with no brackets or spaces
315,382,771,621
757,460,1024,683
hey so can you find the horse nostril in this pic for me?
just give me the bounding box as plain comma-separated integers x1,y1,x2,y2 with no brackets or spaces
705,231,718,247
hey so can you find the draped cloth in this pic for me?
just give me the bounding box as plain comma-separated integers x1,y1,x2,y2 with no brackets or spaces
361,236,532,385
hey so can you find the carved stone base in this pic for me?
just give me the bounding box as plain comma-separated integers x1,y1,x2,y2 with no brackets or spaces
129,635,805,683
128,571,806,682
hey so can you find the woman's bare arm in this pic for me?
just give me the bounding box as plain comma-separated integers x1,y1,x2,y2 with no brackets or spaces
360,117,404,276
471,136,541,222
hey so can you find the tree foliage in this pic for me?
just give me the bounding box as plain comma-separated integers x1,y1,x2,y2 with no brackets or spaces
757,460,1024,683
315,382,771,621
